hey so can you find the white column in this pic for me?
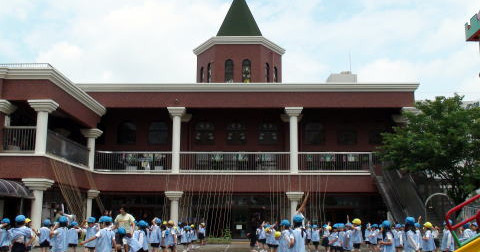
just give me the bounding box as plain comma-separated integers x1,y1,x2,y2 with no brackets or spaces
165,191,183,224
81,129,103,170
22,178,54,230
86,189,100,218
28,100,59,155
286,192,304,222
285,107,303,173
0,99,17,126
167,107,186,174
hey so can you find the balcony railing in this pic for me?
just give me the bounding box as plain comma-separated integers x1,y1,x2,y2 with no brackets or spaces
0,63,53,69
95,151,172,172
46,130,89,166
299,152,375,171
2,126,36,151
180,152,290,172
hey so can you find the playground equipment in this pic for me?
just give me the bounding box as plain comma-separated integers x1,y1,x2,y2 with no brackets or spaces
445,194,480,251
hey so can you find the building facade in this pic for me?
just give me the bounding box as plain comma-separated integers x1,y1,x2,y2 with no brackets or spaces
0,0,418,238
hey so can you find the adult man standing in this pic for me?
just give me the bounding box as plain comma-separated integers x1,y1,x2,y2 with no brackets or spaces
114,206,135,252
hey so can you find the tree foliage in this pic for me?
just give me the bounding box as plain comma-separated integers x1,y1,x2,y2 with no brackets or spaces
379,95,480,205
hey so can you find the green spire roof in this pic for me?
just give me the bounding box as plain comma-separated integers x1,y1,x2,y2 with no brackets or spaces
217,0,262,36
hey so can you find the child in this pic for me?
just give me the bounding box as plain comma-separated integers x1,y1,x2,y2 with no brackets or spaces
305,224,312,250
180,225,190,251
50,216,69,252
364,224,372,250
149,218,162,252
67,221,81,252
0,218,10,252
266,224,279,252
163,220,177,251
133,221,149,252
38,219,52,252
80,216,116,252
441,221,454,252
311,225,321,252
198,223,206,246
404,217,419,252
351,218,362,252
343,223,354,251
322,224,331,252
368,224,379,252
278,219,294,252
83,217,99,252
328,224,339,252
24,218,35,251
378,220,394,252
10,215,33,252
393,224,404,252
422,222,436,252
119,228,141,252
291,215,306,252
189,224,197,247
338,223,346,251
258,223,267,251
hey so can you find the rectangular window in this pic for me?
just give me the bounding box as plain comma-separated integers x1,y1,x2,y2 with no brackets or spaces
258,122,278,145
194,122,215,145
304,123,325,145
337,130,357,145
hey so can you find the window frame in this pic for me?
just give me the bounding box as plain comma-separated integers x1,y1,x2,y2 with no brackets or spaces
242,59,251,83
225,59,234,83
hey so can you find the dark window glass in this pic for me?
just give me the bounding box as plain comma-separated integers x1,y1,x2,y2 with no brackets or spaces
200,67,204,83
194,122,215,145
148,122,168,145
207,63,212,83
304,123,325,145
225,59,234,83
242,59,251,83
97,122,106,145
337,130,357,145
259,122,278,145
273,67,278,82
227,122,246,145
117,121,136,144
265,63,270,82
369,129,384,145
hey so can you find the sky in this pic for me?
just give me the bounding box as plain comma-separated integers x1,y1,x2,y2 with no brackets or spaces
0,0,479,100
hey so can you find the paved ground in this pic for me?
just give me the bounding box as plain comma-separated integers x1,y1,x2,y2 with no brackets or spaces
32,241,374,252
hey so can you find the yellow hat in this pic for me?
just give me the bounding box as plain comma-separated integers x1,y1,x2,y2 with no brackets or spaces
201,223,206,226
168,220,175,226
25,218,32,223
191,224,195,228
352,218,361,225
424,222,433,229
163,221,167,225
274,231,281,238
327,225,332,231
265,228,270,232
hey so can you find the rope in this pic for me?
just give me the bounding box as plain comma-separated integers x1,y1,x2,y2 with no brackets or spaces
50,160,85,220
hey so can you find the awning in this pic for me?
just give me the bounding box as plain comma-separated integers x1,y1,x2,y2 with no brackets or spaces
0,179,34,199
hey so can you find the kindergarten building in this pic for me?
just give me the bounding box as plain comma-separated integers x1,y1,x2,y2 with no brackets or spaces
0,0,422,238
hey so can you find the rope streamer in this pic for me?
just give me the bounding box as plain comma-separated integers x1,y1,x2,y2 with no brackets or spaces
50,160,85,220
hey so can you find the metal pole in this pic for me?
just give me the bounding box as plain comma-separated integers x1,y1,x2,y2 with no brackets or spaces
424,193,451,221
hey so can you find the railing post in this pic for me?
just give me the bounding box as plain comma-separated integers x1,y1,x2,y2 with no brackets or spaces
168,107,186,174
369,152,374,173
285,107,303,173
28,100,58,155
81,129,103,171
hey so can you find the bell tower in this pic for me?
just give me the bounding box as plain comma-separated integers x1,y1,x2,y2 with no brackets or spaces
194,0,285,83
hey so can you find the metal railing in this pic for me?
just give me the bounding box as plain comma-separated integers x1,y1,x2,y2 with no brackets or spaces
2,126,36,151
46,130,89,166
298,152,374,171
0,63,53,69
180,152,290,172
95,151,172,172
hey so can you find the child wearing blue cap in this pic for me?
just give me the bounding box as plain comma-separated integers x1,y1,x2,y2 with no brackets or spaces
343,223,354,251
67,221,82,252
133,220,149,252
0,218,11,252
337,223,346,251
9,215,32,252
180,225,190,251
378,220,394,252
368,224,379,251
149,218,162,252
392,224,404,252
305,223,312,250
328,224,340,252
37,219,52,252
80,216,116,252
83,217,99,252
278,219,294,252
257,222,267,251
404,217,419,252
441,220,454,252
291,215,306,252
311,225,320,252
265,223,279,252
50,216,68,252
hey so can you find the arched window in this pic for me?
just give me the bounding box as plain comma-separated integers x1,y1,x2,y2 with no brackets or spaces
225,59,234,83
117,121,136,144
242,59,251,83
273,67,278,82
148,122,168,145
265,63,270,82
207,63,212,83
227,122,246,145
200,67,204,83
258,122,278,145
304,123,325,145
194,122,215,145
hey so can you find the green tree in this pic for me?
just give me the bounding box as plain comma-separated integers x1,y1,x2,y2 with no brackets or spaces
379,95,480,205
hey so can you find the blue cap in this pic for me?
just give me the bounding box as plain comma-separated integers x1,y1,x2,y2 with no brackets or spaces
382,220,391,228
71,221,78,226
15,215,26,223
292,215,304,223
415,223,421,228
137,220,148,228
1,218,10,224
43,219,52,226
155,218,162,224
338,223,345,228
280,219,291,227
58,216,68,224
118,227,126,235
405,217,415,225
395,224,402,229
106,217,113,223
98,216,107,223
312,225,318,228
463,223,471,229
371,224,378,228
322,224,327,228
473,222,478,227
264,224,271,228
87,217,96,223
333,224,338,228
